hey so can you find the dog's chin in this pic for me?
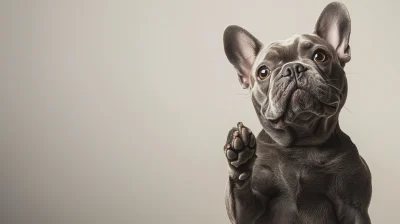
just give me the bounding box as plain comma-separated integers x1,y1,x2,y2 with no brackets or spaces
266,89,338,129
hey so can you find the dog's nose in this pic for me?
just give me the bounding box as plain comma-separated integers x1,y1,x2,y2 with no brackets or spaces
282,63,308,77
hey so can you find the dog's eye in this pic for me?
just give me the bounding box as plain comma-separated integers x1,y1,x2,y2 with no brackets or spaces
257,65,271,80
313,51,327,62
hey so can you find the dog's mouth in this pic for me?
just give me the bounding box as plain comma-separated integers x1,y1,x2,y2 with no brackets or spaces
266,88,339,128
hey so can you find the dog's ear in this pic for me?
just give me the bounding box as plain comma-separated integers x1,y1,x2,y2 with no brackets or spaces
223,25,263,89
314,2,351,66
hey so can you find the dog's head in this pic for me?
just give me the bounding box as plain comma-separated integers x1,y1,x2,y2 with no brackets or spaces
223,2,351,146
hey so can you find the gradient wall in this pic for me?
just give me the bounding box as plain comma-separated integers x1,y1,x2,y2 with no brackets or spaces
1,0,399,223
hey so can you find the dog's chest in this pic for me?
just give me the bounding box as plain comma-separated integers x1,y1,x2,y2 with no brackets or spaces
256,161,333,194
253,155,338,223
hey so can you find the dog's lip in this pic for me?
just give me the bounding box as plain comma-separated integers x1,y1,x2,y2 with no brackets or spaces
267,117,287,129
268,117,282,127
269,118,280,123
266,95,339,126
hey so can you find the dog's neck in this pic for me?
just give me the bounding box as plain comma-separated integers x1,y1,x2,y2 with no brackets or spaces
258,114,341,148
257,123,355,168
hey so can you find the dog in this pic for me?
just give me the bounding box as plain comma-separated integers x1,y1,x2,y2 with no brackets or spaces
222,2,372,223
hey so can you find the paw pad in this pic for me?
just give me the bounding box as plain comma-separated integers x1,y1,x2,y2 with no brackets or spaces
224,122,257,168
226,150,238,160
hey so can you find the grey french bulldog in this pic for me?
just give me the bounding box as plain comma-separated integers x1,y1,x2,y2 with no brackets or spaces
222,2,372,224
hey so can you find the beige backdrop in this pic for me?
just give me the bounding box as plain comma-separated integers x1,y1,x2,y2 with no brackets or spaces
1,0,399,223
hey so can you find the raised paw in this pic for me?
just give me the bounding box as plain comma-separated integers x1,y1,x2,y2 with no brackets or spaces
224,122,257,171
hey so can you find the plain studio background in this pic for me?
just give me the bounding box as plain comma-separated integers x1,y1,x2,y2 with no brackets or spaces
1,0,399,223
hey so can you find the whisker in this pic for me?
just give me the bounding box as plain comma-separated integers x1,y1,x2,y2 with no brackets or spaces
343,106,352,113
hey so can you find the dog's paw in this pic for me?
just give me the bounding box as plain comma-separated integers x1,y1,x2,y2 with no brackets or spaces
224,122,256,180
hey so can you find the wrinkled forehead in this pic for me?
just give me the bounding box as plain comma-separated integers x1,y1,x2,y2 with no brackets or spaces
255,34,334,64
